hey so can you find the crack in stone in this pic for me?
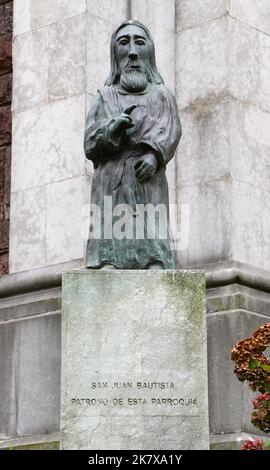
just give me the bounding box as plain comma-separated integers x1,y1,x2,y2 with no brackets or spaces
229,14,270,38
176,14,228,34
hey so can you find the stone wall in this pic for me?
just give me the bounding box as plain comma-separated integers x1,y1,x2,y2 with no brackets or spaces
177,0,270,271
0,0,12,275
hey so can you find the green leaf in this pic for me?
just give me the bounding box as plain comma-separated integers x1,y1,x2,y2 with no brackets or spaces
249,358,260,370
264,441,270,451
260,364,270,372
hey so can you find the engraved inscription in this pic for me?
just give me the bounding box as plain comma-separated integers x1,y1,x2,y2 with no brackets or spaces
91,382,175,390
71,397,198,406
71,380,198,408
68,378,200,416
91,381,176,389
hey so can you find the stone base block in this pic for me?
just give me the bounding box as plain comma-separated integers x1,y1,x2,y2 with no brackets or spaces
61,270,209,450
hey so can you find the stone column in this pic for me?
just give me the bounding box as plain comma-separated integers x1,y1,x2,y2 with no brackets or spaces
176,0,270,270
175,0,270,446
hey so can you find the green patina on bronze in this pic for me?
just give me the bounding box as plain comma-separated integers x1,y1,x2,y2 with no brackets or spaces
84,20,181,270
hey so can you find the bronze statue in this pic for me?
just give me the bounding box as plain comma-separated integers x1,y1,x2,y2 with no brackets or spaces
84,20,181,269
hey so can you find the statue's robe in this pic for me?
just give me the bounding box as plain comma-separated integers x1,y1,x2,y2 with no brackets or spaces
84,84,181,269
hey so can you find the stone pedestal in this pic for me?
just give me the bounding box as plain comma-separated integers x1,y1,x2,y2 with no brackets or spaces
60,270,209,450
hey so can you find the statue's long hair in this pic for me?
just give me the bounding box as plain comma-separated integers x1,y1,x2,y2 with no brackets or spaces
105,20,164,86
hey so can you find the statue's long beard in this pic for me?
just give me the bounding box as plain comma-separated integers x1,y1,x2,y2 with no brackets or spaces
120,68,149,92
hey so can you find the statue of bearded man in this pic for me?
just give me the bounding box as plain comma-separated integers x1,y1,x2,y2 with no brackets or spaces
84,20,181,269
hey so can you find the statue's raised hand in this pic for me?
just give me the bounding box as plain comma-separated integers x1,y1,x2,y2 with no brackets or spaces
110,104,138,137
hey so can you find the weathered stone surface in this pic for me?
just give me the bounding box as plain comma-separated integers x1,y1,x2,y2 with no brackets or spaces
178,179,231,268
232,180,270,271
175,10,270,273
61,270,209,450
86,16,115,95
0,324,16,438
178,100,230,187
229,20,270,113
10,177,89,273
131,0,175,33
176,16,270,112
48,14,86,100
178,171,270,272
0,293,61,326
230,0,270,35
176,0,228,31
14,0,86,36
230,102,270,192
207,311,243,434
13,0,30,37
151,23,175,92
64,415,206,450
46,176,87,265
0,307,61,437
0,273,63,438
12,95,85,192
176,18,228,110
30,0,86,30
11,4,131,272
12,28,48,111
207,282,270,319
87,0,128,25
9,187,46,273
16,315,61,436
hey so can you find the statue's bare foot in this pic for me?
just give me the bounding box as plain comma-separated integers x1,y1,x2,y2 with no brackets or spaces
100,264,117,270
147,262,163,270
